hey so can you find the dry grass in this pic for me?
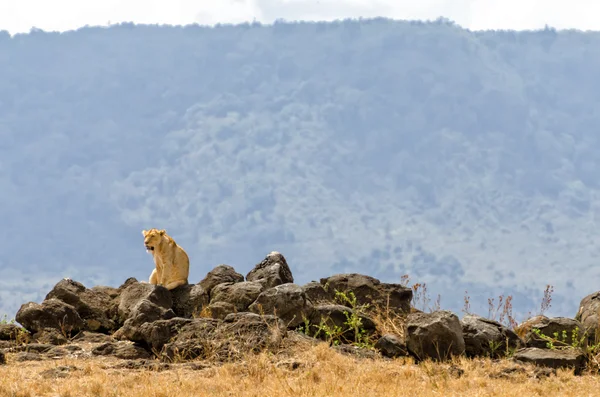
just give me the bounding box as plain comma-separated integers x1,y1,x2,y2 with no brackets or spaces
2,343,600,397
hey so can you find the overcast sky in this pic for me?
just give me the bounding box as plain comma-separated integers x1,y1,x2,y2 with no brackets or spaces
1,0,599,35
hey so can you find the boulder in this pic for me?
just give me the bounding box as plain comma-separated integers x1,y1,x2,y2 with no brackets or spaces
113,299,176,342
170,284,209,318
302,281,332,304
575,292,600,339
117,282,172,323
246,251,294,288
513,347,587,375
249,283,313,328
461,314,523,358
374,334,408,358
161,313,285,362
319,273,412,313
16,299,84,335
406,310,465,361
45,278,118,333
518,316,584,349
199,265,244,296
205,301,237,320
210,281,264,312
92,341,152,360
136,317,197,352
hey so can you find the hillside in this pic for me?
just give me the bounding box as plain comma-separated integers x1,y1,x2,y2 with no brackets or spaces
2,19,600,319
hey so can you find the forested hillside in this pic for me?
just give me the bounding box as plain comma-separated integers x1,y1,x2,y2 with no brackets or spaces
1,18,600,319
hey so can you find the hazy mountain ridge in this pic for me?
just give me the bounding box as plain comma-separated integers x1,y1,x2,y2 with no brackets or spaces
1,18,600,319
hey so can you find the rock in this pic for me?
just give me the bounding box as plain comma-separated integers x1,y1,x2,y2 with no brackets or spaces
14,352,43,362
210,281,264,312
205,302,237,319
333,344,379,359
246,251,294,288
307,304,377,344
91,285,120,299
302,282,332,304
32,328,68,345
319,273,412,313
113,299,176,342
71,331,114,344
39,365,78,379
45,278,118,333
46,345,83,358
111,359,170,371
92,341,152,360
374,334,408,358
513,347,587,375
249,283,313,328
171,284,209,318
136,317,196,352
117,282,172,323
576,291,600,339
220,312,287,352
518,316,584,349
461,314,523,358
199,265,244,296
0,324,26,341
162,313,286,362
15,299,84,335
160,318,221,361
406,310,465,361
10,343,54,353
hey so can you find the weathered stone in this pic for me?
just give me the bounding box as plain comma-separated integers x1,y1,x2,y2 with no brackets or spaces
210,281,264,312
45,278,118,333
375,334,408,358
302,281,332,304
249,283,312,328
513,347,587,375
92,341,152,360
518,316,584,349
117,282,172,323
246,251,294,288
16,299,84,335
320,273,412,313
462,314,522,358
171,284,210,318
406,310,465,361
199,265,244,296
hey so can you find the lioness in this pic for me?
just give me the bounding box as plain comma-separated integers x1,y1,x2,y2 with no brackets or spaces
142,228,189,290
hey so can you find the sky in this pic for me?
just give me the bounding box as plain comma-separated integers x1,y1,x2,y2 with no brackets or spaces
1,0,599,35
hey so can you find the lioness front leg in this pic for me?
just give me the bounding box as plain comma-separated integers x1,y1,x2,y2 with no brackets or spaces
164,279,187,290
149,269,159,285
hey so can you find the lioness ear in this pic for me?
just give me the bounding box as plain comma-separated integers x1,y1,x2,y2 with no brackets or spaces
159,229,166,235
142,230,147,236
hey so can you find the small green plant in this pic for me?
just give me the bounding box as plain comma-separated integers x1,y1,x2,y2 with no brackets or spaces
298,290,375,348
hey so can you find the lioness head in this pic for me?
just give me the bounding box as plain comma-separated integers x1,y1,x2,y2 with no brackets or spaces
142,228,166,252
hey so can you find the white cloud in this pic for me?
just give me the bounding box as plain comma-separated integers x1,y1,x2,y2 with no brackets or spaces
0,0,599,35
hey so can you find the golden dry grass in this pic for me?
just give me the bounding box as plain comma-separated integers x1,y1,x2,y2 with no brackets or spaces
2,343,600,397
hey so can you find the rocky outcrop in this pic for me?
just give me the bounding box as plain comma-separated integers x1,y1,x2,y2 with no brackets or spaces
5,249,599,377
